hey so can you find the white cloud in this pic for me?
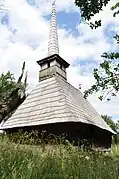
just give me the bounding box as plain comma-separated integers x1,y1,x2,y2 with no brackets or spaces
28,0,77,15
0,0,119,119
89,96,119,117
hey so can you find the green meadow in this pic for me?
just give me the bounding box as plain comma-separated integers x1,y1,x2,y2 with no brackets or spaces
0,134,119,179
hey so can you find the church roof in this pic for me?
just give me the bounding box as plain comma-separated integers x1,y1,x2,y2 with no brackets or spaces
37,54,70,68
0,76,115,134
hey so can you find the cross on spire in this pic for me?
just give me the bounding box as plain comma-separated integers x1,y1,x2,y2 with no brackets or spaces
48,0,59,56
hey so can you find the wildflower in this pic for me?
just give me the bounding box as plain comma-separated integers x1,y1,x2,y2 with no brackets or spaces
85,156,90,160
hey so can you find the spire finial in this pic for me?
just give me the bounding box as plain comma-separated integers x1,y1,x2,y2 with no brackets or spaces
52,0,56,5
48,0,59,56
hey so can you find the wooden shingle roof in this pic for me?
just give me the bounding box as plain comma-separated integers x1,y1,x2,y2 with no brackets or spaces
0,76,115,134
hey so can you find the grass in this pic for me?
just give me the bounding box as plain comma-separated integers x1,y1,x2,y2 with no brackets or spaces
0,140,119,179
111,144,119,156
0,133,119,179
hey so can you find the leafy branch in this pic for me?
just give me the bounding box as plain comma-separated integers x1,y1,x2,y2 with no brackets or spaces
75,0,119,29
84,35,119,101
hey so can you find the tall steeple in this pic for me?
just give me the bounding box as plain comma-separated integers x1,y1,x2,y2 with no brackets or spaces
48,0,59,56
37,0,69,82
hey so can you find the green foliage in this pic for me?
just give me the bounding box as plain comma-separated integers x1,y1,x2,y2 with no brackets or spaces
5,130,69,146
101,115,118,132
111,2,119,17
89,20,102,29
75,0,110,21
5,130,98,150
84,35,119,101
0,62,27,122
75,0,111,28
0,62,27,104
0,142,119,179
101,115,119,144
111,144,119,156
0,71,17,103
75,0,119,29
75,0,119,100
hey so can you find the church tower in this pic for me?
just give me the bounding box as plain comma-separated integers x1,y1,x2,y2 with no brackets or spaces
37,1,69,81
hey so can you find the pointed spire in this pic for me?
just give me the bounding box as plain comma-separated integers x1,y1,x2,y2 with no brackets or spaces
48,0,59,56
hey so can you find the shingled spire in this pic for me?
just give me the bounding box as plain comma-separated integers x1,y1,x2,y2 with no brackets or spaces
37,0,69,81
48,0,59,56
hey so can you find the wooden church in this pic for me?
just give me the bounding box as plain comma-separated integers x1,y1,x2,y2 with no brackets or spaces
0,1,115,149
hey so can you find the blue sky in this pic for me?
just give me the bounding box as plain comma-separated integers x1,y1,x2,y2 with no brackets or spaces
1,13,9,25
45,11,80,37
0,0,119,121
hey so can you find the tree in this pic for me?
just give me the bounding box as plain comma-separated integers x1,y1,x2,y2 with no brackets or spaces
84,34,119,101
74,1,119,100
0,62,27,123
101,115,118,132
75,0,119,29
0,71,17,103
101,115,119,144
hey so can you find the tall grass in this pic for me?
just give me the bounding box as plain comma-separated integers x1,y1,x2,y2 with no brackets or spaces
0,141,119,179
111,144,119,157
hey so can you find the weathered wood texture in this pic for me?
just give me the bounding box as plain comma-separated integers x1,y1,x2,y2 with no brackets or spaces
0,76,115,135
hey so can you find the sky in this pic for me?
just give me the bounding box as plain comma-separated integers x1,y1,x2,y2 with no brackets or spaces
0,0,119,121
